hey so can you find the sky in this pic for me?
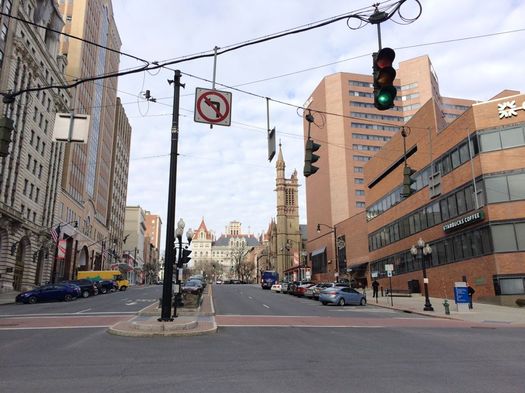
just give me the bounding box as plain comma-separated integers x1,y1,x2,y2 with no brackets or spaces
110,0,525,252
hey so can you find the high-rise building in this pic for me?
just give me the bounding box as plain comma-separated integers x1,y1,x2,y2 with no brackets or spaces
143,211,162,282
123,206,146,284
0,0,71,291
304,55,474,282
56,0,123,274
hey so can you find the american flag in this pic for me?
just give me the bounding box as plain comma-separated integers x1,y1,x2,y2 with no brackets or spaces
50,225,61,243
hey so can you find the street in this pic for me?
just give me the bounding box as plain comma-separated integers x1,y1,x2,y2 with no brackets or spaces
0,284,524,393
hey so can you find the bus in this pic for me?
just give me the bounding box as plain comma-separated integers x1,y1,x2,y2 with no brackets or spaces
261,270,279,289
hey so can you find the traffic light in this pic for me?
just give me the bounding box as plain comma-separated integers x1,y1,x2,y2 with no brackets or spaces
372,48,397,110
401,166,417,197
0,116,14,157
303,138,320,177
180,248,192,265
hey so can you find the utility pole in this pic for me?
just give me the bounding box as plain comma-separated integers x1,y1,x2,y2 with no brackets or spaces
159,70,184,322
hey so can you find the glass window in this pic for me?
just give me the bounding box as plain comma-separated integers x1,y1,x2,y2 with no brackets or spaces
500,127,525,149
491,224,517,252
426,205,435,227
465,185,476,211
451,149,460,168
444,239,455,262
480,132,501,152
448,195,458,217
481,227,492,254
471,229,483,257
515,223,525,250
442,155,452,174
453,236,463,260
499,278,525,295
440,199,449,221
409,215,415,234
485,177,509,203
462,233,472,259
456,189,467,215
508,173,525,201
419,209,427,230
432,202,441,224
413,213,421,232
393,222,400,241
459,142,470,164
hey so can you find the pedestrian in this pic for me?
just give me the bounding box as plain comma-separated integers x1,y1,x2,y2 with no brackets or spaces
467,284,475,309
372,279,379,300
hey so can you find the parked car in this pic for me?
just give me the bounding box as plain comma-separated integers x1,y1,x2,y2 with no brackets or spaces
305,283,326,299
189,275,207,288
60,279,98,298
312,283,332,300
319,287,367,306
182,279,203,295
287,281,301,295
294,282,316,297
290,281,315,296
215,280,223,285
270,282,282,293
94,280,118,294
16,284,81,304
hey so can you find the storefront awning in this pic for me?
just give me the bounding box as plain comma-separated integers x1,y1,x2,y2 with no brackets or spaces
311,247,326,257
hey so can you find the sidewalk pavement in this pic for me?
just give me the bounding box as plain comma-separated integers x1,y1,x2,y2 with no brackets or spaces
370,293,525,326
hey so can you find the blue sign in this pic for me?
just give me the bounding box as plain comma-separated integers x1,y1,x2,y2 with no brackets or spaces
454,287,469,304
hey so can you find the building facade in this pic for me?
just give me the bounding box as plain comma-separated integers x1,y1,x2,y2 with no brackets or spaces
143,211,161,283
56,0,123,276
304,55,474,283
123,205,146,284
0,0,71,291
366,91,525,303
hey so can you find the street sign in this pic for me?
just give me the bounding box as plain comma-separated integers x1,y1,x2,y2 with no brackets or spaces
194,88,232,126
385,264,394,272
387,271,392,277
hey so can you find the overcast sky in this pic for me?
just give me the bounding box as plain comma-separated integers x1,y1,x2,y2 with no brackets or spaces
111,0,525,251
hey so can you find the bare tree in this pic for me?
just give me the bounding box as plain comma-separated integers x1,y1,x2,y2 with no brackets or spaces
230,244,249,281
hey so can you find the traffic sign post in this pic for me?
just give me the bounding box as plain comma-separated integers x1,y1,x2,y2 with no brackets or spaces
194,88,232,126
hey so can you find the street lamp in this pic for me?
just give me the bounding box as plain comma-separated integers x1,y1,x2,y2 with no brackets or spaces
173,218,194,318
317,223,339,282
410,237,434,312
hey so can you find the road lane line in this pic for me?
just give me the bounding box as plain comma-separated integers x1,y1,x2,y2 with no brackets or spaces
76,308,92,314
248,296,253,299
262,304,270,309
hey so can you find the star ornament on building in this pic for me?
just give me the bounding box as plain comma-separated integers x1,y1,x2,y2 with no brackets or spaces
498,100,524,119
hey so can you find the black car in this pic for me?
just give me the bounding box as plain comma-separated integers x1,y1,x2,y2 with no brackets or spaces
15,284,81,304
94,280,118,294
61,279,98,298
182,279,203,295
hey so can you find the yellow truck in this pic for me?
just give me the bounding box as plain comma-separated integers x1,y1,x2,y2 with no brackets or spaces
77,270,129,291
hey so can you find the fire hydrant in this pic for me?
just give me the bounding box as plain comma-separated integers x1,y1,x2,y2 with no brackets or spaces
443,299,450,315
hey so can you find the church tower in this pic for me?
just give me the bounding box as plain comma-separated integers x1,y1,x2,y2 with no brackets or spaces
275,143,301,279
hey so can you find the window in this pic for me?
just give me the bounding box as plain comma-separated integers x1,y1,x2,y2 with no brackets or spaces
356,190,365,196
355,178,364,184
485,177,509,203
354,166,364,173
356,202,365,208
23,179,28,195
480,132,501,151
1,24,7,41
508,173,525,201
491,224,517,252
501,127,525,149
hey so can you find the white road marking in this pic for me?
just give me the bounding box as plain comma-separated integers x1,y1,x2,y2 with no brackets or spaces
76,308,92,314
125,302,137,305
248,296,253,299
218,324,385,328
0,325,111,331
262,304,270,309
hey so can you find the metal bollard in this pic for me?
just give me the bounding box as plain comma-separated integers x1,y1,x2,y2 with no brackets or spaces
443,299,450,315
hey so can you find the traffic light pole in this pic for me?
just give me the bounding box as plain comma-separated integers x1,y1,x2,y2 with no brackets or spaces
159,70,184,322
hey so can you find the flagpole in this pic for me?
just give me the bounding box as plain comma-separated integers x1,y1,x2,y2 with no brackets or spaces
51,225,61,283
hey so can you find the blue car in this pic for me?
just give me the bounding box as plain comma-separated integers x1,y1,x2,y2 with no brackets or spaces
15,284,81,304
319,287,367,306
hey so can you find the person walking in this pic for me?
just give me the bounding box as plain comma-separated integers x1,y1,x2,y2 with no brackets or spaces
372,279,379,302
467,284,475,309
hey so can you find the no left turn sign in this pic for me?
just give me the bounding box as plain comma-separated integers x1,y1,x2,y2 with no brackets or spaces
194,87,232,126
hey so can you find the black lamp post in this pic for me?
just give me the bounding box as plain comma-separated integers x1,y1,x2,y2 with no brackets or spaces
173,218,194,318
317,223,338,281
410,237,434,312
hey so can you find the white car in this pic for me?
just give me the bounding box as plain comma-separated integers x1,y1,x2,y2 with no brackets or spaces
270,283,282,293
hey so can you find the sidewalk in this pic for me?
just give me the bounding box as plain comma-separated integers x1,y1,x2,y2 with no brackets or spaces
107,286,217,337
371,293,525,326
0,290,18,305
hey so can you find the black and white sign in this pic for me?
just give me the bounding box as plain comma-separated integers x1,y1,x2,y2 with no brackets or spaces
194,88,232,126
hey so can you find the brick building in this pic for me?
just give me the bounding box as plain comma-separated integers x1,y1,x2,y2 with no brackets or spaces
366,90,525,304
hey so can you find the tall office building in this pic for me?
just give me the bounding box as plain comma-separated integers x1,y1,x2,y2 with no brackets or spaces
0,0,71,291
305,55,474,282
57,0,123,274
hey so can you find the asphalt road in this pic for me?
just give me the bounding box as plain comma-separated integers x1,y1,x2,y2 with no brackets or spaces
0,284,524,393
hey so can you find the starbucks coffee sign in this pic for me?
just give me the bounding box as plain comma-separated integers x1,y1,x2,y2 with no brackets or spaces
498,100,525,119
443,211,484,232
